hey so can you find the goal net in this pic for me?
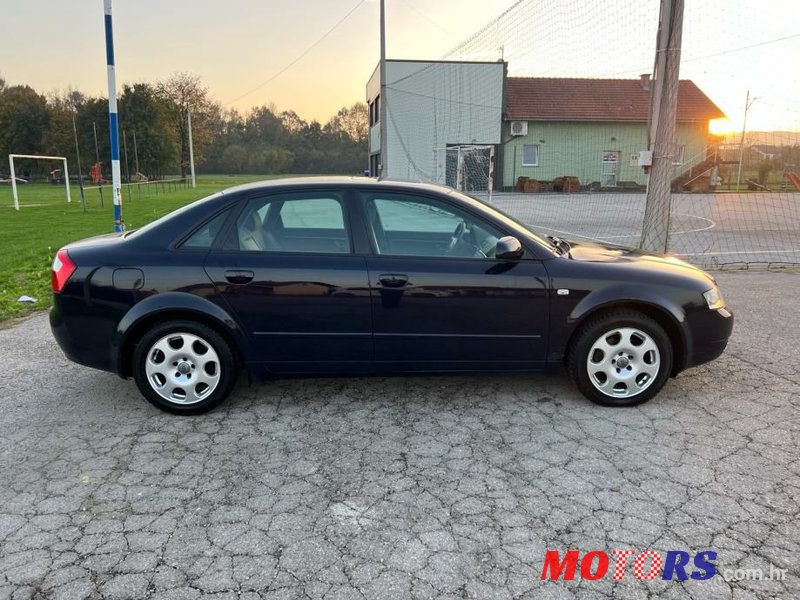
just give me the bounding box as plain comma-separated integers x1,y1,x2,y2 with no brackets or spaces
444,145,495,200
8,154,72,210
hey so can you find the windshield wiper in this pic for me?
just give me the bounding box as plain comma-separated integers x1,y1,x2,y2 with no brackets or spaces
547,235,571,255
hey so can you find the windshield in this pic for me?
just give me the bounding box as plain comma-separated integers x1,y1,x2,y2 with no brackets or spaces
462,192,557,254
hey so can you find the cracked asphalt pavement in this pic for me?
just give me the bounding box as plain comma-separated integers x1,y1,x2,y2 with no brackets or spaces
1,271,798,599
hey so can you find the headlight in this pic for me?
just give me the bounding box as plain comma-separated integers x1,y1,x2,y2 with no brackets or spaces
703,287,725,310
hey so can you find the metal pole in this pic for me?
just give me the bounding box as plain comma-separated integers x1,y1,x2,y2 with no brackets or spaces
132,129,141,200
379,0,388,179
72,113,87,212
103,0,124,232
62,159,72,204
456,147,464,192
736,90,752,189
488,145,495,203
93,122,105,207
132,129,140,174
641,0,684,253
123,129,132,202
187,110,196,188
10,156,18,210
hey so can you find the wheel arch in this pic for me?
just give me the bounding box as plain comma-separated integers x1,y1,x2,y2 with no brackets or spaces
115,292,246,378
565,296,689,376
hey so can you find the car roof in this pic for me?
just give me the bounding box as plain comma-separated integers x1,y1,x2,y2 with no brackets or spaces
221,176,459,196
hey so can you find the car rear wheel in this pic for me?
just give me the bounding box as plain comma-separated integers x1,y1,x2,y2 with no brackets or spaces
568,310,673,406
132,320,237,414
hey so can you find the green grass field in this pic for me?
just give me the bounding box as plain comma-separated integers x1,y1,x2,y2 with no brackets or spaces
0,175,283,321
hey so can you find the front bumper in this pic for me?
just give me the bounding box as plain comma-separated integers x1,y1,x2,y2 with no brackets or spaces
684,306,734,369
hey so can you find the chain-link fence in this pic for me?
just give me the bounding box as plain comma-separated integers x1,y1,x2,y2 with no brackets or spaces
383,0,800,268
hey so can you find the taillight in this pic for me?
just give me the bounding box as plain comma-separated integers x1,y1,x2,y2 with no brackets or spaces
51,249,76,293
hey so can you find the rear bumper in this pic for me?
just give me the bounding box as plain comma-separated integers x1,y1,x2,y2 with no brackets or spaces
50,302,116,373
684,306,734,369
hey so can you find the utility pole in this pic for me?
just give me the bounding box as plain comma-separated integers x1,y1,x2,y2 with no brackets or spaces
379,0,388,179
641,0,684,253
736,90,758,188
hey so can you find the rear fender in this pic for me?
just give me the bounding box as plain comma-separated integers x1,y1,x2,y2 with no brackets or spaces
114,292,248,376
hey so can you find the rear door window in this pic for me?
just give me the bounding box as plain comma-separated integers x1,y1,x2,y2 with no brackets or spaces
227,193,350,254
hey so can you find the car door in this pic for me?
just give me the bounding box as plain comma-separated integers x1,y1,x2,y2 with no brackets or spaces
204,189,372,374
358,190,549,372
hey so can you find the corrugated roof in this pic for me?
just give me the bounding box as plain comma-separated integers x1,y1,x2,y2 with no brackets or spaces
505,77,725,122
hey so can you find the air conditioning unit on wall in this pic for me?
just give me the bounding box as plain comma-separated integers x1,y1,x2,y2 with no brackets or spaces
509,121,528,136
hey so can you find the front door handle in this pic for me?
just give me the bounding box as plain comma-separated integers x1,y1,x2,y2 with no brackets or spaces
224,269,254,284
378,273,408,288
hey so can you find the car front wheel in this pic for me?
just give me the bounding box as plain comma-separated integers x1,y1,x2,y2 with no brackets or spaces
132,320,237,414
568,310,673,406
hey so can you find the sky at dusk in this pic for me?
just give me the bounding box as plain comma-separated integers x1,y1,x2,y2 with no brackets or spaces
0,0,797,132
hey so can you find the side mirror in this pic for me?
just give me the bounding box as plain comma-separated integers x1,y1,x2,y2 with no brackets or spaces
495,236,523,260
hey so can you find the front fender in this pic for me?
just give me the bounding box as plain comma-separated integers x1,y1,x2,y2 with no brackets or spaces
551,283,692,370
568,284,686,325
113,292,248,375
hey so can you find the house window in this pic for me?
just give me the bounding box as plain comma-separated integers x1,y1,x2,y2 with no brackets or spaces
522,144,539,166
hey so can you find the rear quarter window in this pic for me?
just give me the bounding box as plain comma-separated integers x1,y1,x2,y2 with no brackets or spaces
179,209,231,249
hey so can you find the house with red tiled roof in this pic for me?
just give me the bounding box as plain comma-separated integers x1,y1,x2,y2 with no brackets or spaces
503,76,725,190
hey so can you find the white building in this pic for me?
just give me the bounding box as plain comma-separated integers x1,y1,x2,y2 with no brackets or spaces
366,60,505,187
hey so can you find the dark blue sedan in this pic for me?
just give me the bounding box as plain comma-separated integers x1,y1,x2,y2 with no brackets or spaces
50,178,733,414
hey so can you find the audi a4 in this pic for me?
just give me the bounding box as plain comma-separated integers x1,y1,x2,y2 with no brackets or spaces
50,177,733,414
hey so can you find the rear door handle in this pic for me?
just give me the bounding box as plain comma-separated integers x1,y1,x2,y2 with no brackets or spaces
224,269,254,284
378,273,408,288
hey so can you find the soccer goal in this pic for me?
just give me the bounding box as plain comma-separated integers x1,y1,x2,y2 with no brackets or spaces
444,145,496,202
8,154,72,210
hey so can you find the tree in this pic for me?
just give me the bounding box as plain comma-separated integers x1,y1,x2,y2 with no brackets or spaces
119,83,179,176
155,73,220,177
244,106,287,148
74,97,111,178
220,144,249,174
0,85,49,172
326,102,368,144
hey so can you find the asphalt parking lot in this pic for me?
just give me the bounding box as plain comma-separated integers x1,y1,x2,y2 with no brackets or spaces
1,271,798,599
491,192,800,268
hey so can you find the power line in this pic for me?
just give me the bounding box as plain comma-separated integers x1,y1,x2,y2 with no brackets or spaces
224,0,366,106
682,31,800,63
396,0,456,37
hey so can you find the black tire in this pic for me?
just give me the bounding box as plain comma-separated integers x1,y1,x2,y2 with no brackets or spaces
567,310,673,407
132,320,238,415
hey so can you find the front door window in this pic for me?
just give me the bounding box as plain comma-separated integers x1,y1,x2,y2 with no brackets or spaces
365,195,503,259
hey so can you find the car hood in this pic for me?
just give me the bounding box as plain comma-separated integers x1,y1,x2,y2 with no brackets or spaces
565,239,716,284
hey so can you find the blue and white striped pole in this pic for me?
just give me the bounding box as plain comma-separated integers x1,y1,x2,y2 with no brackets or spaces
103,0,124,232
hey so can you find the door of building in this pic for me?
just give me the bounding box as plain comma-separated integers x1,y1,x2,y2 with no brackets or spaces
601,151,619,187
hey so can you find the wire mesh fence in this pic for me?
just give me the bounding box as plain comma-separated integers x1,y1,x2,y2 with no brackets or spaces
381,0,800,268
